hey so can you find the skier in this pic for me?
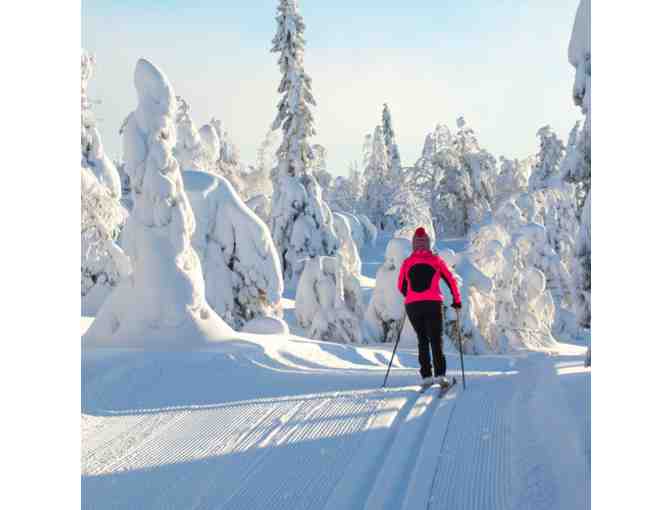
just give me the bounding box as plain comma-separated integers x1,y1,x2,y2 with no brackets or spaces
397,227,462,390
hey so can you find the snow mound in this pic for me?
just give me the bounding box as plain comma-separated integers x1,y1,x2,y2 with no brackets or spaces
241,316,290,335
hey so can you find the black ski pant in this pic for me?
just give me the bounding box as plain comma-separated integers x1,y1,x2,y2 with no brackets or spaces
405,300,445,379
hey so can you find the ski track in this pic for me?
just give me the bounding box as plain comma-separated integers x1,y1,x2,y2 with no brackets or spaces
82,351,589,510
428,374,517,510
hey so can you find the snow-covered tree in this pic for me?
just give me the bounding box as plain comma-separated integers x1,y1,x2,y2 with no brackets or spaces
310,144,331,192
387,174,436,242
529,126,566,192
251,128,280,198
183,170,284,329
295,256,364,343
210,117,245,194
329,161,362,214
406,124,452,234
362,126,393,228
81,166,130,315
333,212,362,277
245,193,272,225
565,0,591,332
364,237,411,343
174,96,207,172
439,248,494,354
81,50,121,198
84,58,232,347
495,157,530,210
382,103,402,178
358,214,378,246
268,0,340,284
466,216,558,352
433,117,497,236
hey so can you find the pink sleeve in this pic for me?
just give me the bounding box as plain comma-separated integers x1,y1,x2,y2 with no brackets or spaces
438,258,461,305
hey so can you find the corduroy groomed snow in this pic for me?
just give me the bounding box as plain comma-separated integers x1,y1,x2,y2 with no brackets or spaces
412,227,431,252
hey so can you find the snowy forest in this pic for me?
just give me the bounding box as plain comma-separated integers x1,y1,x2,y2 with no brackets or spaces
82,0,590,357
79,1,592,509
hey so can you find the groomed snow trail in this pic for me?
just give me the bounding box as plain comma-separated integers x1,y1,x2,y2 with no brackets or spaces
82,346,588,510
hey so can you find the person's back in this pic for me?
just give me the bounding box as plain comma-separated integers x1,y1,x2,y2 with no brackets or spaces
397,227,461,388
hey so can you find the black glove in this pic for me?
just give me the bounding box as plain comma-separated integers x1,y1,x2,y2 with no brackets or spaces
451,302,462,310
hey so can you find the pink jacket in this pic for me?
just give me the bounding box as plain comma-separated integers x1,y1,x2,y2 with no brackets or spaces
397,250,461,306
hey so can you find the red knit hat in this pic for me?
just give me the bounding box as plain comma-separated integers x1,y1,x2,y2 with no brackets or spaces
412,227,430,251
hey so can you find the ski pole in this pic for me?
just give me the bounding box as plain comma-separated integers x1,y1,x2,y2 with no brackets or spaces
455,311,467,390
382,312,406,388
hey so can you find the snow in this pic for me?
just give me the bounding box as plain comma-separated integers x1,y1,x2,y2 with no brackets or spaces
81,51,122,198
82,221,589,509
80,7,591,506
294,256,364,343
183,169,284,330
363,237,416,345
241,316,290,335
81,165,129,315
333,212,362,276
84,59,233,348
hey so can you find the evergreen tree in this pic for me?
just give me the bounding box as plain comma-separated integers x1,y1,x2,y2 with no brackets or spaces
565,0,591,331
268,0,338,283
382,103,402,177
529,126,566,192
81,50,121,198
362,125,392,228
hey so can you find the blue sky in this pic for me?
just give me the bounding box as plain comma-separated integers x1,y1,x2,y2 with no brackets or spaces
83,0,582,176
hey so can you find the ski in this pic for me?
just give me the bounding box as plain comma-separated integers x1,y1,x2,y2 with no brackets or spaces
438,377,458,398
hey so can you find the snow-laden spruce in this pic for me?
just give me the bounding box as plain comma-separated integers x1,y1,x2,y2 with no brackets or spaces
565,0,591,332
333,212,362,276
328,162,363,216
333,211,365,250
295,256,364,343
362,126,393,229
387,181,435,242
245,193,272,225
81,166,130,315
358,214,378,246
210,117,246,195
529,126,566,192
494,156,531,211
363,237,414,344
84,58,233,347
382,103,402,183
174,96,207,172
81,50,121,198
81,50,128,314
465,203,559,351
408,118,497,237
269,0,339,284
406,124,453,234
439,248,493,354
183,170,284,330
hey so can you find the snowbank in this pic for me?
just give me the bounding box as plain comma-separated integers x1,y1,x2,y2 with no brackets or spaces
241,316,290,335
